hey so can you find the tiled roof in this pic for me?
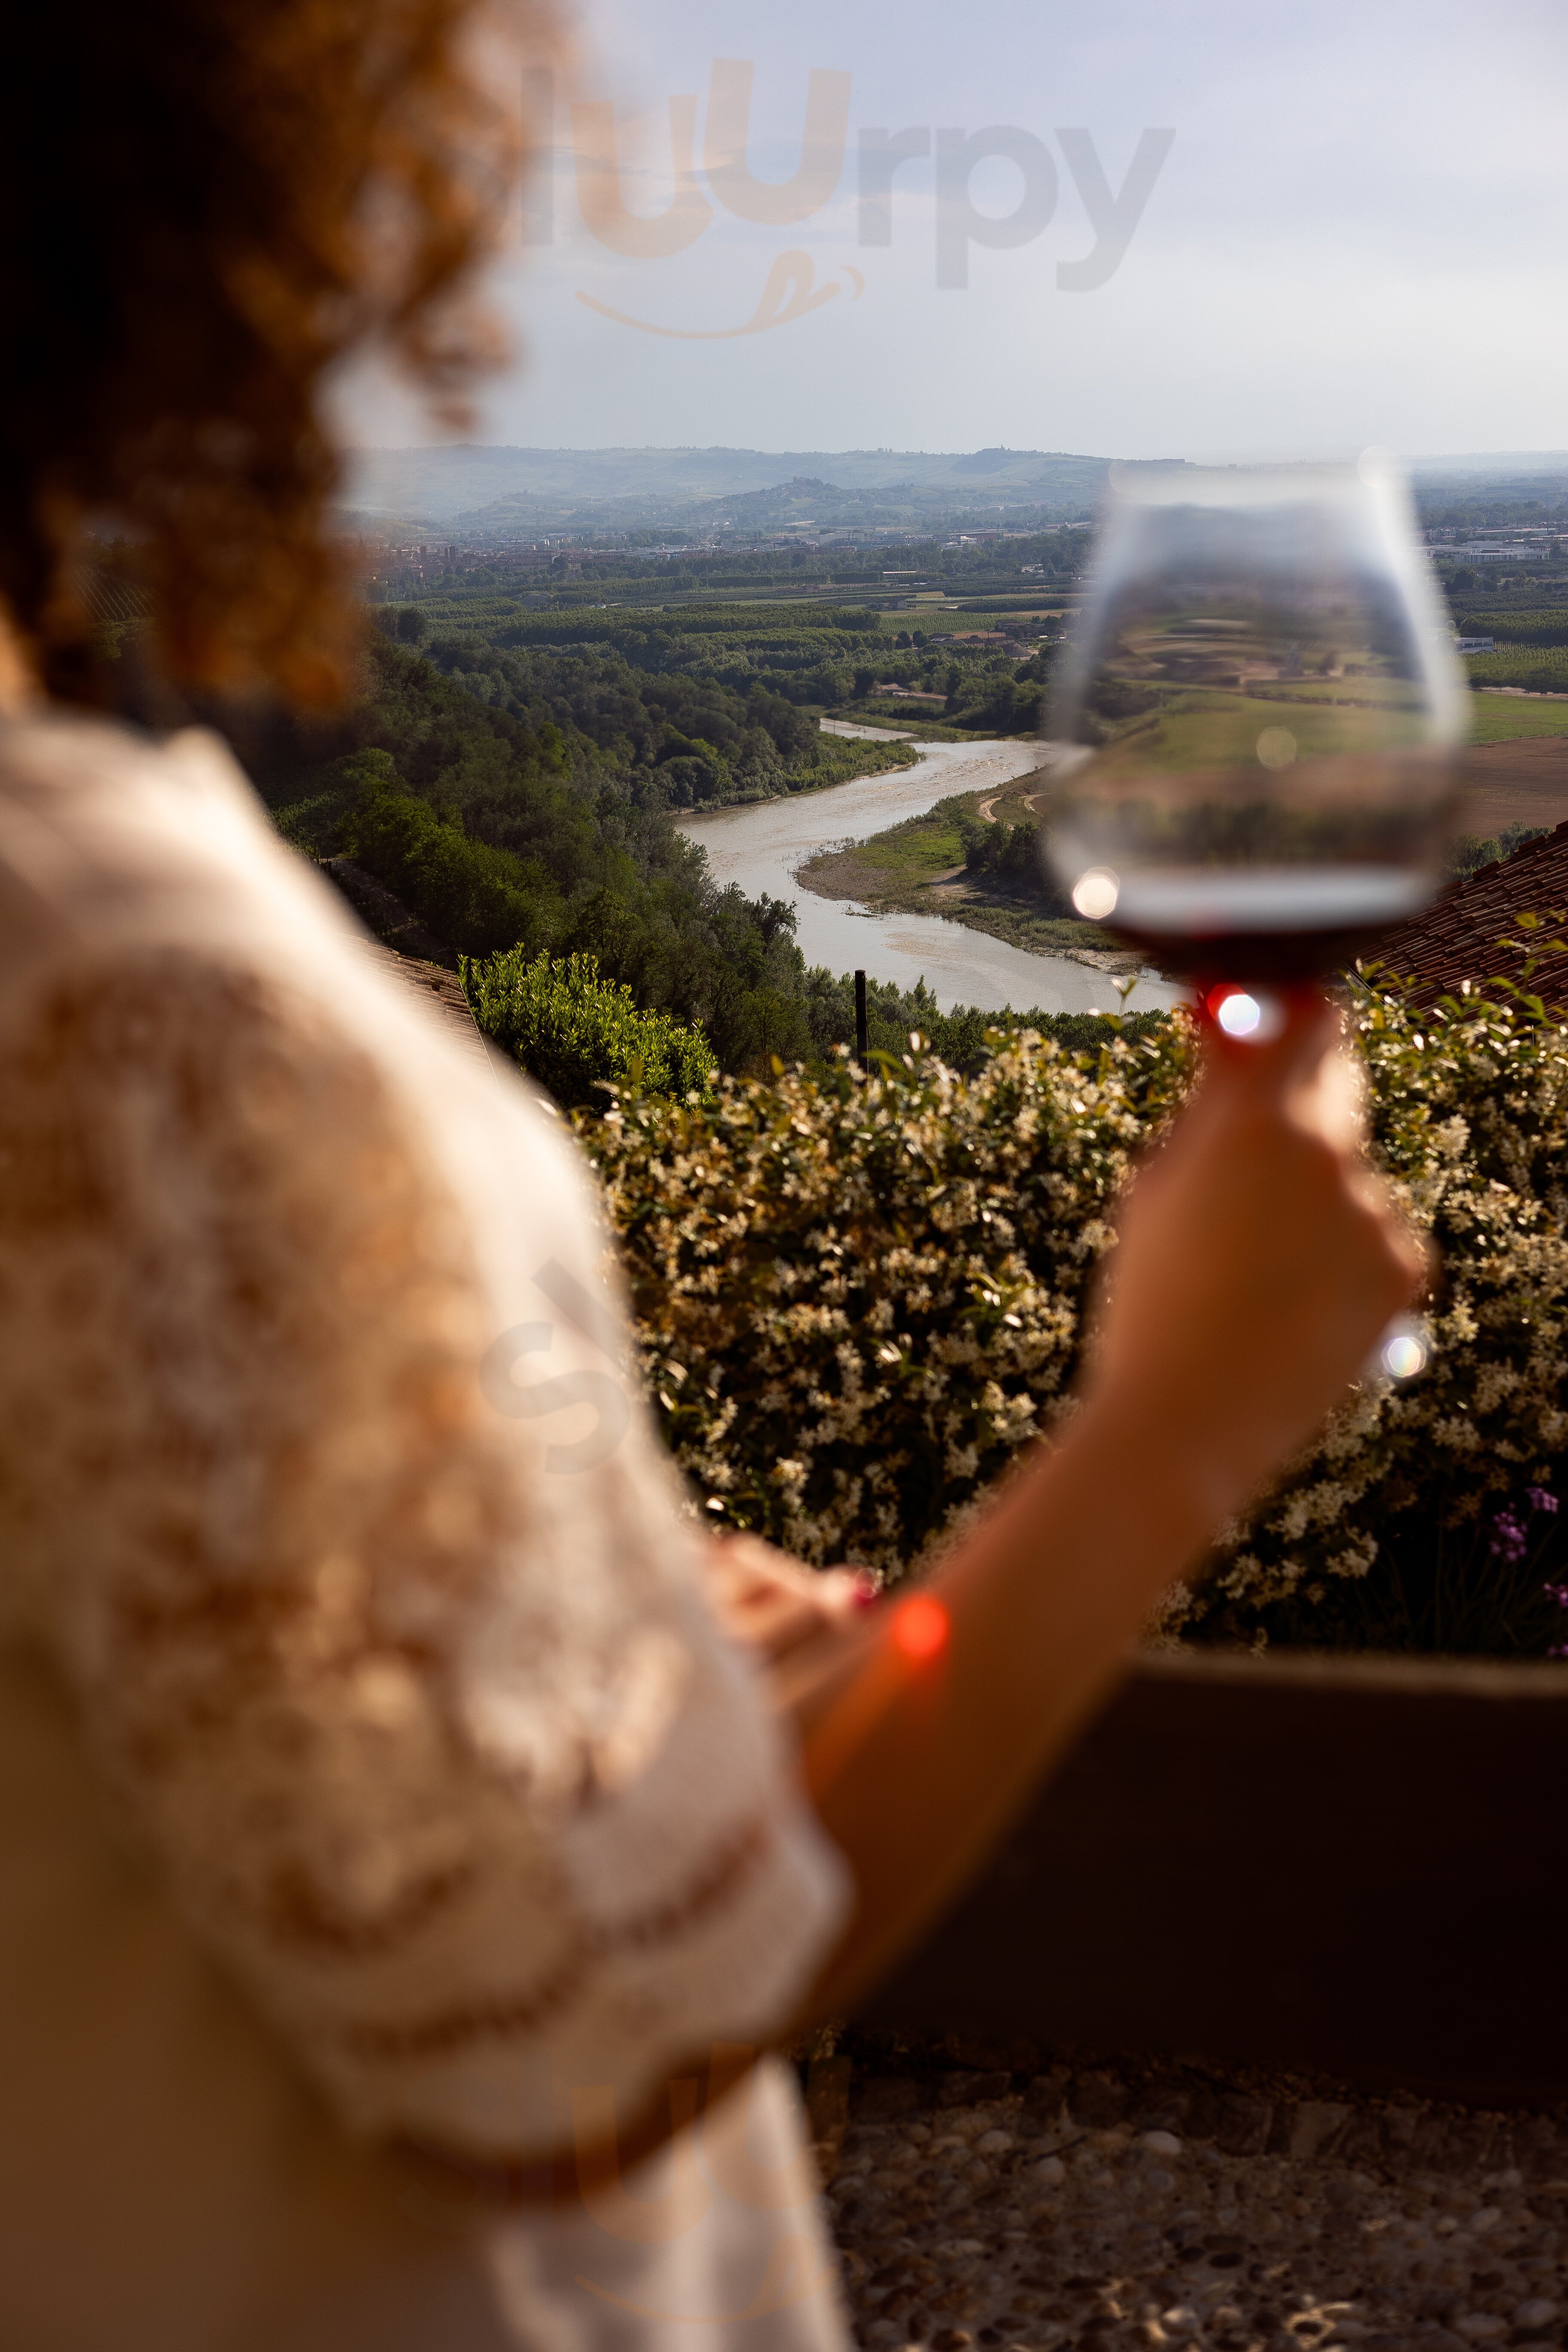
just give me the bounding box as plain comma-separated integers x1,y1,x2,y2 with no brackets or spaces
1369,822,1568,1007
370,944,491,1067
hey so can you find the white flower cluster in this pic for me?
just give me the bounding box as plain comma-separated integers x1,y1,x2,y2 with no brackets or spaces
586,987,1568,1651
1188,983,1568,1648
588,1027,1181,1580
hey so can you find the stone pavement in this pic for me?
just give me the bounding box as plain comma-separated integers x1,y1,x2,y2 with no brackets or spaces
824,2055,1568,2352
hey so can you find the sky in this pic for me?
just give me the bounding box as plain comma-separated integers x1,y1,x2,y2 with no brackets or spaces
349,0,1568,463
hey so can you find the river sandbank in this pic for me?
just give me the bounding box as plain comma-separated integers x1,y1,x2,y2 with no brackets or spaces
678,734,1188,1017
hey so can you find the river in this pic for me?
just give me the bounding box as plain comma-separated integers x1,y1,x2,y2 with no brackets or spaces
676,729,1189,1016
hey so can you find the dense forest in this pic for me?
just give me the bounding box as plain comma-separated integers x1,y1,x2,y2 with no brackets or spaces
378,602,913,806
383,592,1048,757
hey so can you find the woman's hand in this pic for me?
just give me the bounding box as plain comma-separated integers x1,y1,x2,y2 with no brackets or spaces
1086,991,1427,1525
701,1536,872,1716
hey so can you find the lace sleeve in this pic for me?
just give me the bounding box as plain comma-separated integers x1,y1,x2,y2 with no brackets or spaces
0,948,846,2160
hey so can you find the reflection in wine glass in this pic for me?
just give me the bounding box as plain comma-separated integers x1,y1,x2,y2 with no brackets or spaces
1038,454,1467,985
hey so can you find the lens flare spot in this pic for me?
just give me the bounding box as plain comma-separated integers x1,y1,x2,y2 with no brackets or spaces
1072,866,1120,920
1207,987,1265,1040
1205,985,1287,1043
1380,1324,1430,1381
892,1592,950,1664
1256,726,1297,771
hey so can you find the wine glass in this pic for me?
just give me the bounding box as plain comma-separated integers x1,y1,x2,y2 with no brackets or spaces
1039,453,1466,983
1038,453,1466,1378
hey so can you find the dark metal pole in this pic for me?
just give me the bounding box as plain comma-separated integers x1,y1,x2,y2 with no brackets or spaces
854,969,869,1069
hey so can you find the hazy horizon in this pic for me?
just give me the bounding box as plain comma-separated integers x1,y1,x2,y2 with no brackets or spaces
347,441,1568,463
342,0,1568,466
342,442,1568,532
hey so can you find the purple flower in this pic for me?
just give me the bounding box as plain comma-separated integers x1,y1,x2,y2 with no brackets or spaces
1491,1507,1527,1564
1528,1486,1560,1515
1545,1583,1568,1610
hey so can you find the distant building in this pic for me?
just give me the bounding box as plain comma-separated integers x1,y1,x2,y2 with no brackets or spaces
1456,636,1495,652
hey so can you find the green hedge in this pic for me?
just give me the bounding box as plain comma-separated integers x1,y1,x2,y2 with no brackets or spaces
464,947,714,1108
1458,610,1568,648
585,989,1568,1657
1466,646,1568,693
408,603,882,652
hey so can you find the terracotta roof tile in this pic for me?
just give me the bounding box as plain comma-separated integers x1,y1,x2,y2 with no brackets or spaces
369,944,491,1066
1369,824,1568,1008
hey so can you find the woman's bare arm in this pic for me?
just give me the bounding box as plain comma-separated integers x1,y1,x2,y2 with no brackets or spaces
783,996,1423,2019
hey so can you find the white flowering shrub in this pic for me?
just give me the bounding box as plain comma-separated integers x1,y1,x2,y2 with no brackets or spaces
1194,979,1568,1655
588,1026,1188,1577
585,985,1568,1655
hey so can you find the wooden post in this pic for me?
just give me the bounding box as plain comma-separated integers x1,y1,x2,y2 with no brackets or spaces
854,970,868,1069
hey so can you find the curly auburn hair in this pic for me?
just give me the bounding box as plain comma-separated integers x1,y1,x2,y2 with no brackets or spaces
1,0,550,705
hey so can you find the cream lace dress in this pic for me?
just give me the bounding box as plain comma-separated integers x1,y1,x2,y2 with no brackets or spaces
0,713,852,2352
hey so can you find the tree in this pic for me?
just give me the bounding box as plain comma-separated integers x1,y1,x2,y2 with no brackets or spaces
338,752,551,958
